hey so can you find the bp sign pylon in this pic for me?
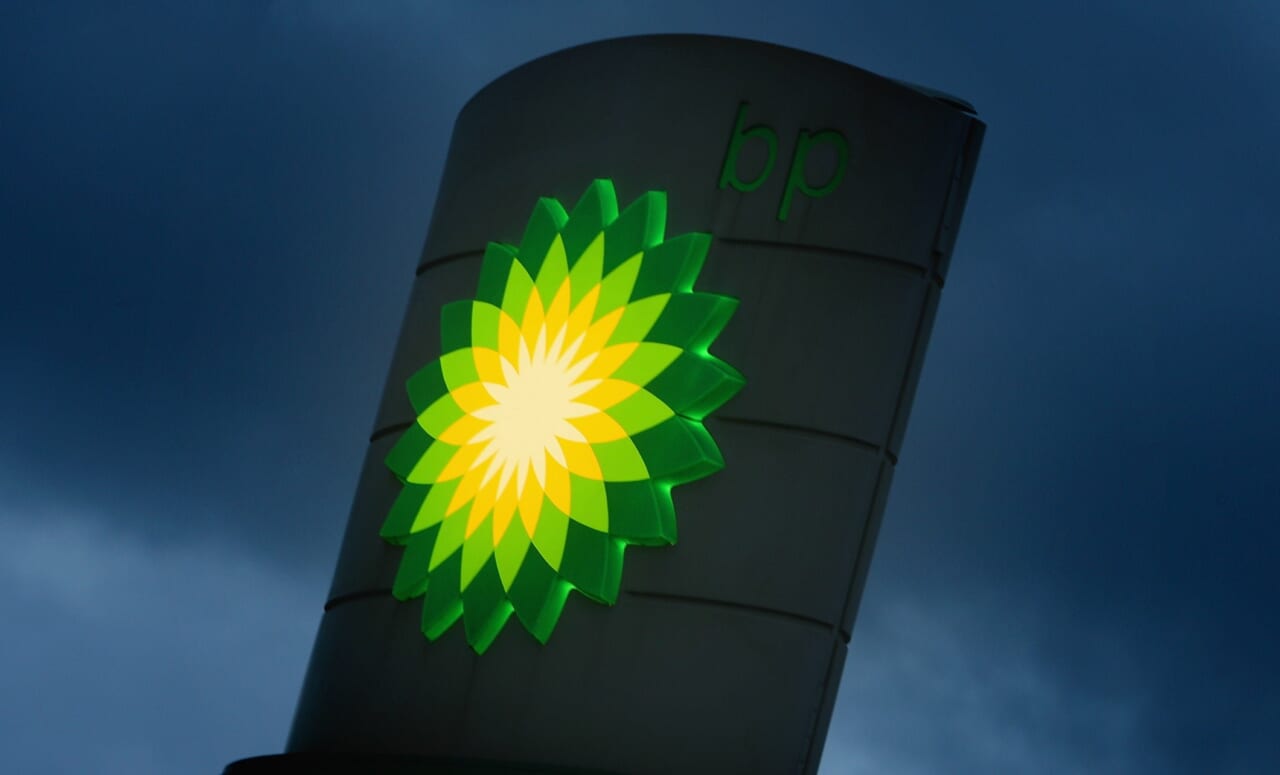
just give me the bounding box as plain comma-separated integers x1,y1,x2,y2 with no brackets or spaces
225,34,984,775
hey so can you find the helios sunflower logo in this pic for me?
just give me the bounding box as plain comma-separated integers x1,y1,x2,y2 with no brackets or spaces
381,179,743,653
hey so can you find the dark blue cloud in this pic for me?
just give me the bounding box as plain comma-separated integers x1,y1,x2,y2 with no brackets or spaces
0,501,318,774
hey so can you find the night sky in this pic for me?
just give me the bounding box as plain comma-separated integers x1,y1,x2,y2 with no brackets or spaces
3,2,1278,773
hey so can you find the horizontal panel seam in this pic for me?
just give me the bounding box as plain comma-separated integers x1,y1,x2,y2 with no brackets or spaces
626,590,851,644
323,587,852,643
715,415,898,466
717,236,935,284
414,240,936,286
369,420,413,443
324,588,392,612
415,249,484,276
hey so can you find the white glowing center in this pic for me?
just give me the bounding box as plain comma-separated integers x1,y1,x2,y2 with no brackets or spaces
471,330,598,493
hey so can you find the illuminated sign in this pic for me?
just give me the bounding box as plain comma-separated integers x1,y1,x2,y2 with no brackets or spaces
381,180,744,653
719,101,849,221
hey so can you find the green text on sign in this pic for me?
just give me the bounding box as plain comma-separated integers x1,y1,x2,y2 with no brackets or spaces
718,101,849,222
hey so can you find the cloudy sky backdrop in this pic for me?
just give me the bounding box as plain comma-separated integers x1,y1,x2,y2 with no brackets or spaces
3,2,1277,773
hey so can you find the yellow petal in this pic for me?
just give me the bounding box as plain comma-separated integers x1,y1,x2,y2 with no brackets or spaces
518,479,544,537
572,307,624,365
447,463,488,515
545,277,572,335
466,478,499,538
498,309,523,362
437,413,491,446
560,439,603,480
437,442,486,482
569,411,629,443
492,484,518,543
471,347,506,385
575,378,641,411
520,285,546,346
543,453,571,516
450,382,497,414
564,285,600,342
581,342,639,381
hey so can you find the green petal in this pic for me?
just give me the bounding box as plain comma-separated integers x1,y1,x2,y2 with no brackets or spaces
596,252,642,317
429,509,468,570
568,231,605,307
631,416,725,483
385,424,434,481
392,525,441,599
515,198,568,279
560,180,617,267
531,499,569,571
439,301,471,355
469,301,502,351
534,234,569,308
604,190,666,271
606,293,669,343
421,552,464,640
460,518,495,591
475,242,518,307
500,254,537,324
416,392,463,438
605,481,676,545
643,351,745,419
609,341,682,387
592,436,650,483
462,559,513,654
439,349,479,393
567,474,608,531
406,438,461,484
645,292,739,351
606,388,675,436
405,360,448,415
631,232,710,298
508,550,570,643
494,521,532,592
412,478,459,533
558,523,623,605
380,483,429,543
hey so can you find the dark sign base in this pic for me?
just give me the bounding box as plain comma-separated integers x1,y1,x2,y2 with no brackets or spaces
224,753,618,775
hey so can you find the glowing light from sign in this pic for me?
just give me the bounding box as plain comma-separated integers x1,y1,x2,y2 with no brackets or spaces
381,180,743,653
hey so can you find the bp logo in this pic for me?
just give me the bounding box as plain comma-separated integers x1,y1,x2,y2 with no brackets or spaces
381,179,743,653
